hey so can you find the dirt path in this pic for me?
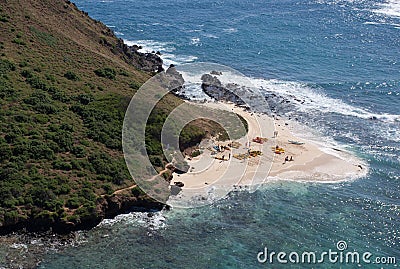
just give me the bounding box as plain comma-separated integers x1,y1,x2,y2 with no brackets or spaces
104,164,172,197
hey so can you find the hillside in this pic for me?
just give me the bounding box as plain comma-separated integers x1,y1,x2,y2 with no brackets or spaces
0,0,213,233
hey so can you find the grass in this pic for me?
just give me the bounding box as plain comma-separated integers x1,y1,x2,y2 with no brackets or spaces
0,0,234,232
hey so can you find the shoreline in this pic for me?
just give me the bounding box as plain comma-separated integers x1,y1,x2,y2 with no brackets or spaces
168,101,368,205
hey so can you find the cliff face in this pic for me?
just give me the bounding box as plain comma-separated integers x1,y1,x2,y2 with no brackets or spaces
2,0,163,73
0,0,167,234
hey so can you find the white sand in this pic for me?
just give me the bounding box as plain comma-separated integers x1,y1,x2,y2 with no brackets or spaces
168,101,367,207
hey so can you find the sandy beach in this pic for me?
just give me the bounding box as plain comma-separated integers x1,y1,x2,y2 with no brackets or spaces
168,101,367,206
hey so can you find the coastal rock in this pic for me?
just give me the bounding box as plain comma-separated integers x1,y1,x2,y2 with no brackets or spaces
201,74,245,105
174,181,184,187
96,195,165,220
165,64,185,92
210,70,223,75
99,37,163,73
118,39,164,73
0,194,165,235
170,185,182,196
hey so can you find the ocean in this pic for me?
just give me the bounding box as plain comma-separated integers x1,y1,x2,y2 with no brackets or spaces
39,0,399,268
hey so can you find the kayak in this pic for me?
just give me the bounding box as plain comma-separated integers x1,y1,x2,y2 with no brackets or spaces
288,140,304,145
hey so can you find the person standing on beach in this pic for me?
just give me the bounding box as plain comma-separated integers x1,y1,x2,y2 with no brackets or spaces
283,156,289,164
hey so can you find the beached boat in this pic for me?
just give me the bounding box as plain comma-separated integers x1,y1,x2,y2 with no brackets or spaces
288,140,305,145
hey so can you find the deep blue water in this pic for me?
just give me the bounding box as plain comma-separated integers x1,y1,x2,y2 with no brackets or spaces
40,0,399,268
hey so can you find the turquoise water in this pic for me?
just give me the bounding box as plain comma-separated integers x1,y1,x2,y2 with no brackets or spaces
40,0,399,268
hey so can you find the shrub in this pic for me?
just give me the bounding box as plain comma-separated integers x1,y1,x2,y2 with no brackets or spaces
45,73,56,82
29,187,56,207
19,61,28,67
21,69,33,78
24,90,51,105
0,144,11,162
54,183,71,195
70,159,81,170
71,145,86,158
88,152,114,175
94,67,116,79
26,75,48,90
75,204,97,220
131,186,145,197
76,93,93,105
4,211,20,225
102,183,113,195
0,59,16,74
49,88,69,102
46,130,73,152
119,69,130,77
64,71,79,81
129,81,142,90
191,150,202,158
28,140,55,160
14,114,29,122
79,187,96,201
66,197,81,209
52,159,72,171
34,103,58,114
12,38,26,46
179,125,206,151
149,155,163,167
0,78,16,99
0,14,10,23
5,128,21,143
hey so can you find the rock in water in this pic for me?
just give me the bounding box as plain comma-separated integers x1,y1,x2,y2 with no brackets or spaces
200,74,245,105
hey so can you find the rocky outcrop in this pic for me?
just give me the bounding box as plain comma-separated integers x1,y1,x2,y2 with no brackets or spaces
165,64,185,91
96,194,165,220
120,40,164,73
99,37,163,73
0,195,165,235
201,74,245,105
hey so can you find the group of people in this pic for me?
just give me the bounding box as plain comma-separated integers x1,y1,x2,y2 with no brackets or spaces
283,156,294,164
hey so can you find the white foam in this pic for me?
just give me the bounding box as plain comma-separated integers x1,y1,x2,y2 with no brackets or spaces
373,0,400,18
124,39,176,53
186,29,202,33
97,211,167,230
363,21,400,28
190,37,201,45
250,78,400,123
223,28,238,33
10,243,28,249
202,33,219,39
175,69,400,123
124,39,198,68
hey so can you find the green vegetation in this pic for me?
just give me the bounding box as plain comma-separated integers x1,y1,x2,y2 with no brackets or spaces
191,150,202,158
94,67,117,80
29,26,57,46
0,0,153,230
64,71,79,81
0,0,234,233
0,14,10,23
